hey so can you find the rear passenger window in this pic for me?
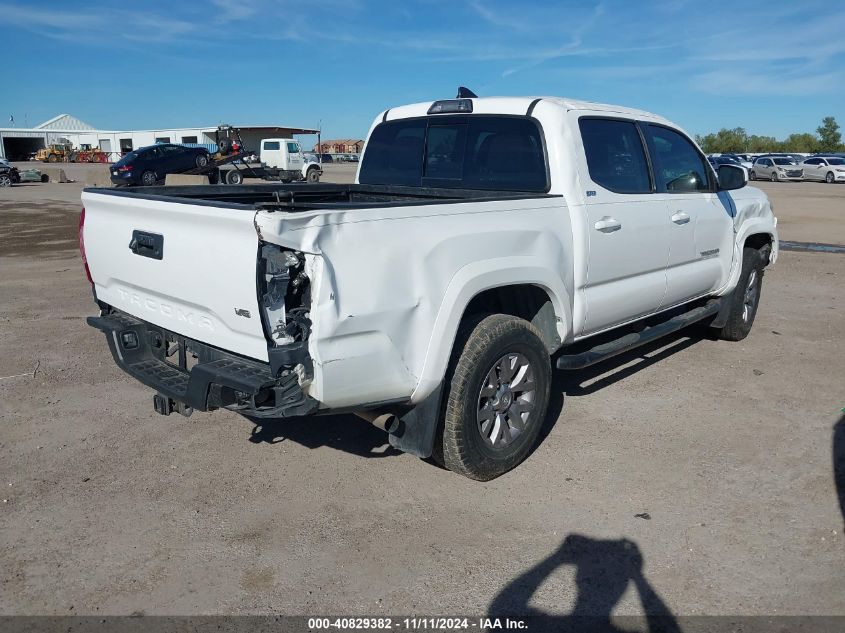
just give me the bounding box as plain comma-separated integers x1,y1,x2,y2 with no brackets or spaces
263,141,280,150
579,118,651,193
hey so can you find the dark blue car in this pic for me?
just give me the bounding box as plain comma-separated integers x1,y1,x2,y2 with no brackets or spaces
110,144,210,186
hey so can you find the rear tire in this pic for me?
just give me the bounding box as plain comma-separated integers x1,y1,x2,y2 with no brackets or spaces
225,170,243,185
439,314,551,481
47,154,58,163
826,171,835,184
195,153,209,168
141,170,157,186
749,171,757,181
714,247,765,341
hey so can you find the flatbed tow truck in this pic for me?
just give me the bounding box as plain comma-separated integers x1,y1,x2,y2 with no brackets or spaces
183,125,321,185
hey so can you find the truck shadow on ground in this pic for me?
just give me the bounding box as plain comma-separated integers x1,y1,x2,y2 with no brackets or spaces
245,412,402,458
834,414,845,526
488,533,682,633
245,331,707,461
534,330,706,451
558,330,705,397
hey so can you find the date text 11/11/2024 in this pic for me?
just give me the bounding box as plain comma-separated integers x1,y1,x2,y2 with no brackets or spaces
307,617,528,630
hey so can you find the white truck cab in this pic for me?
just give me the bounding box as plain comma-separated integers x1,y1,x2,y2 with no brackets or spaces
260,138,306,171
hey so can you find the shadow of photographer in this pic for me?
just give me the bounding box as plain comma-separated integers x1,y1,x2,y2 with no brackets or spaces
489,533,682,633
834,414,845,527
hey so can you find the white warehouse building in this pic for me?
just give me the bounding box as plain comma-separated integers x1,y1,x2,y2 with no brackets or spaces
0,114,320,161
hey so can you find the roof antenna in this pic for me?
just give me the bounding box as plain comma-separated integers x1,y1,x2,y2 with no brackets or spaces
456,86,478,99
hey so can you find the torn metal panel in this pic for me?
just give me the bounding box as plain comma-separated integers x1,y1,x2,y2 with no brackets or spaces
253,197,572,408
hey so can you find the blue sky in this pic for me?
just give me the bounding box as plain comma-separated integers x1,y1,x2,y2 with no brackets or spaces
1,0,843,140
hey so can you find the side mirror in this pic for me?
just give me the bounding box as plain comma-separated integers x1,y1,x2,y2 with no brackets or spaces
718,164,747,191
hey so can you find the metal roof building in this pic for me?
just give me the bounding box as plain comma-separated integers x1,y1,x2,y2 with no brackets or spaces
0,115,319,161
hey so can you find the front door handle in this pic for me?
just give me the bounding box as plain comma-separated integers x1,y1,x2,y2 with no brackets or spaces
671,211,691,225
594,217,622,233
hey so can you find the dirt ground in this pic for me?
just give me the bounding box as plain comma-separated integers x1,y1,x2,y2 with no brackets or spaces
1,172,843,620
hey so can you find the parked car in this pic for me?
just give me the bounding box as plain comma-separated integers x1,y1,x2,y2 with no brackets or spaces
0,164,21,187
319,153,334,163
749,156,803,182
720,153,753,169
725,153,752,163
801,156,845,183
110,143,210,186
82,94,777,480
708,155,746,171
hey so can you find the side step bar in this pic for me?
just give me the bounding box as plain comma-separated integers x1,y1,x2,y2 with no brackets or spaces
556,299,721,370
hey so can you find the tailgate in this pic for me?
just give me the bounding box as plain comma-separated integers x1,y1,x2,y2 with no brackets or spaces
81,190,268,361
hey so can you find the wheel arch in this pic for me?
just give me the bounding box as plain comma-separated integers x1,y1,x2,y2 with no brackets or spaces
744,232,773,255
463,284,561,352
717,222,778,298
409,261,572,404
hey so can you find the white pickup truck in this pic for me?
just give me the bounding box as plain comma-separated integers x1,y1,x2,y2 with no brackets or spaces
81,94,778,480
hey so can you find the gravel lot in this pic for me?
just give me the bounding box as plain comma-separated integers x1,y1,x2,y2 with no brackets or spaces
1,169,843,619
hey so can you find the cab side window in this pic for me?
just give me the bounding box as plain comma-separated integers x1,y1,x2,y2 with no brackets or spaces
579,118,651,193
646,125,711,193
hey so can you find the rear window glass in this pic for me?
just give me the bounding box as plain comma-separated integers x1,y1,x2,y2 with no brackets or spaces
263,141,281,150
359,116,548,191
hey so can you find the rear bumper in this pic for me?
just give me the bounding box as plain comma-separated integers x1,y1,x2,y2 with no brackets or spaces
87,309,315,417
110,172,138,185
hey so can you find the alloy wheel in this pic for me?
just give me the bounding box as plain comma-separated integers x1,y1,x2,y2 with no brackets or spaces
742,269,759,323
476,353,536,449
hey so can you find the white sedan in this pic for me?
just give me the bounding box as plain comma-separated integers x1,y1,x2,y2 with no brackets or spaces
802,156,845,183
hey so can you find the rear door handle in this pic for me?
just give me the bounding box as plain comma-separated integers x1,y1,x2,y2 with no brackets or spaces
594,217,622,233
671,211,691,225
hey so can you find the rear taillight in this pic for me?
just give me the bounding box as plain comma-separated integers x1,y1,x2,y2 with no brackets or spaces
117,165,133,172
78,207,93,284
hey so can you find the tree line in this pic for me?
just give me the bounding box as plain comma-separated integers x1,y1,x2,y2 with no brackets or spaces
695,116,843,154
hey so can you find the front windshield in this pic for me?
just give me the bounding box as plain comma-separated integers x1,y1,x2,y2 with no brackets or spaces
827,158,845,165
773,158,796,165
